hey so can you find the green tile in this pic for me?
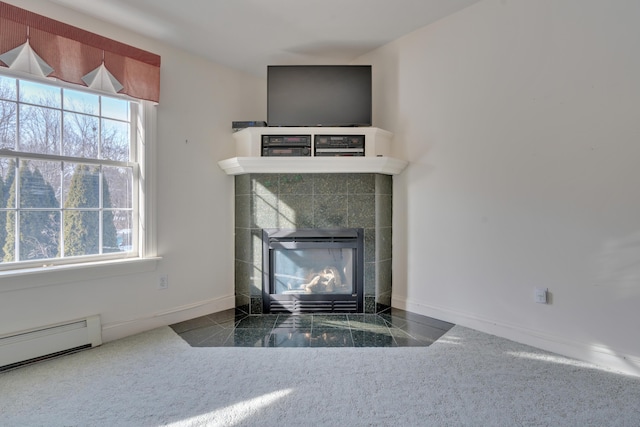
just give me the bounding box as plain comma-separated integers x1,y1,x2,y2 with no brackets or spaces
170,315,216,334
375,174,392,195
251,174,279,195
236,315,278,329
375,301,391,314
348,174,375,194
377,259,392,295
389,328,434,347
310,328,353,347
235,174,251,195
235,194,251,228
348,194,375,228
250,297,263,314
234,260,252,296
275,314,314,329
235,295,250,312
399,322,448,344
376,194,392,228
250,229,264,270
364,262,376,296
195,328,234,347
314,195,348,228
278,193,314,228
314,174,349,195
379,312,408,329
252,192,279,228
351,329,396,347
364,228,376,263
269,328,312,347
376,226,392,262
226,328,272,347
313,315,349,328
376,291,392,311
279,174,313,194
177,324,228,346
234,228,251,262
348,314,388,330
364,296,377,313
208,309,243,327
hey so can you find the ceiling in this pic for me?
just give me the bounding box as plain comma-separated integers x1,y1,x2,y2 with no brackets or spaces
46,0,481,77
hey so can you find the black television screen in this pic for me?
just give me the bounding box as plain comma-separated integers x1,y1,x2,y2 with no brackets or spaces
267,65,372,127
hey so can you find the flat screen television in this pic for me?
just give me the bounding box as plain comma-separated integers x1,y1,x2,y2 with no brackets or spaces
267,65,372,127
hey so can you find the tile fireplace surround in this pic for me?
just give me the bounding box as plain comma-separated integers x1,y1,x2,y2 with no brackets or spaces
234,173,392,314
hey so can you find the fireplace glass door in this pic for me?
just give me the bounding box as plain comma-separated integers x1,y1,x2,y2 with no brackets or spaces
263,228,364,313
273,248,354,295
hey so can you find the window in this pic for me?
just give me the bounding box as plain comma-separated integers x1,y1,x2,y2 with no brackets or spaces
0,73,144,269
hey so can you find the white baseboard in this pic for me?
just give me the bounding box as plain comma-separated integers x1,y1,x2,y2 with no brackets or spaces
101,295,236,343
392,296,640,378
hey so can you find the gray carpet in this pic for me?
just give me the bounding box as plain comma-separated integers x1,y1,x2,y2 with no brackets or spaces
1,324,639,426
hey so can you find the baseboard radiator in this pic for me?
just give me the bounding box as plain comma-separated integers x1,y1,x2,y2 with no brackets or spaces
0,315,102,371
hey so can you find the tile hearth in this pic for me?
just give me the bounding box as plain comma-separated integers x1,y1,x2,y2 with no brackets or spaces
170,308,454,348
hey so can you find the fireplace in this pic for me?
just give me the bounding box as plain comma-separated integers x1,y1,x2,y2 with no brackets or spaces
262,228,364,313
234,173,392,314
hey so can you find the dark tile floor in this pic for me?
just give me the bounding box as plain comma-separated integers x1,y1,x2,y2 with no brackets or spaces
170,308,454,348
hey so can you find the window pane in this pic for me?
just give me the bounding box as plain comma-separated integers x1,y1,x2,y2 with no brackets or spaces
103,166,132,209
19,80,61,108
113,210,133,252
63,210,99,256
103,209,122,253
0,75,17,101
19,210,61,261
18,105,61,155
2,210,15,262
101,118,129,161
63,163,99,209
0,157,16,209
64,88,99,115
0,100,16,150
101,96,129,121
63,111,99,158
0,157,13,262
19,160,61,209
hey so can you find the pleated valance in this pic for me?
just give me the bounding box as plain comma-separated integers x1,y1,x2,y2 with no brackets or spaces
0,1,160,102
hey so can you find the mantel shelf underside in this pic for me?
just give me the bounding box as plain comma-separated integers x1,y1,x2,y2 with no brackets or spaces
218,156,408,175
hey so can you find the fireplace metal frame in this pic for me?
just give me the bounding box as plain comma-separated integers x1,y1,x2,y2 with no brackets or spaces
262,228,364,314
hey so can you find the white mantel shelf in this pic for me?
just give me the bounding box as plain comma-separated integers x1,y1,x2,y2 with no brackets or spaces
218,156,408,175
219,126,408,175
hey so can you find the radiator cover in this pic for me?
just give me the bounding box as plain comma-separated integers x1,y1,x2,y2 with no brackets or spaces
0,315,102,369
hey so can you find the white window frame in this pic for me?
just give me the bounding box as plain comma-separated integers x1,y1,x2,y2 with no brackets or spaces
0,70,158,283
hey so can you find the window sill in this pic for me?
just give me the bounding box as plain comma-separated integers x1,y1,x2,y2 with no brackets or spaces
0,257,162,293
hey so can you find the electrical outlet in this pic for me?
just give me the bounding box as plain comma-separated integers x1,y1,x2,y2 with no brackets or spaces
534,287,548,304
158,274,169,290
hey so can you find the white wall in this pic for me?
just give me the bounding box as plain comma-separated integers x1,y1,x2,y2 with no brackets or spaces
0,1,265,342
358,0,640,376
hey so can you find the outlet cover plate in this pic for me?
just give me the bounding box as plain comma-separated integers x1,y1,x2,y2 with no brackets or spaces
534,287,548,304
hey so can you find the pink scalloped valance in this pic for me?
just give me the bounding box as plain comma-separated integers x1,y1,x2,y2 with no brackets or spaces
0,1,160,102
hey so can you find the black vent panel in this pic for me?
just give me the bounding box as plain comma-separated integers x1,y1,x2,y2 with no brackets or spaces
269,299,358,314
